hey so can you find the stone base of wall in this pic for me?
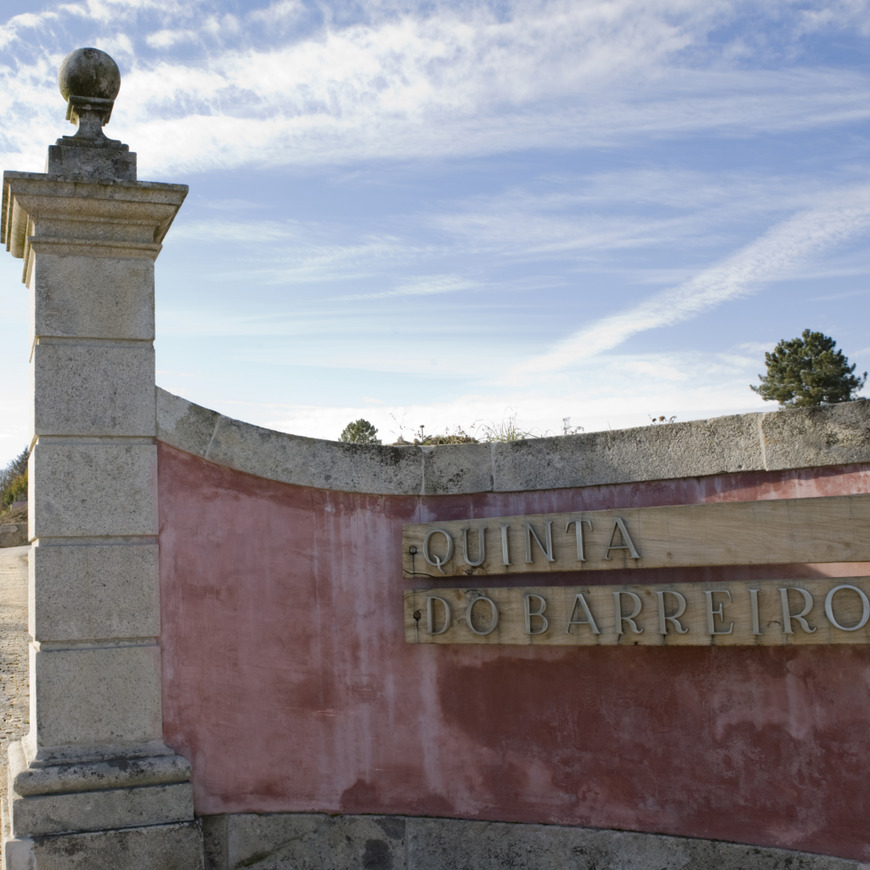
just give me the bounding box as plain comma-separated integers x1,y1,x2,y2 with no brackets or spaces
201,813,861,870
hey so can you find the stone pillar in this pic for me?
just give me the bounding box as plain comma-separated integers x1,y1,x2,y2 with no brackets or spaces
1,49,203,868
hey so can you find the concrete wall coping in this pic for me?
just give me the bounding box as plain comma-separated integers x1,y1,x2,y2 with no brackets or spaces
156,388,870,496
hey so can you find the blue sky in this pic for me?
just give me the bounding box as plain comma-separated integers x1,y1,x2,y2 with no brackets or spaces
2,0,870,466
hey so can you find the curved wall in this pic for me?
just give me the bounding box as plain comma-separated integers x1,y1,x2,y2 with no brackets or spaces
157,389,870,496
157,391,870,861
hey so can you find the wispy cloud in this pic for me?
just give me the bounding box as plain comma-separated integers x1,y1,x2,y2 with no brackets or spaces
516,188,870,374
332,275,478,301
422,169,838,268
171,216,440,285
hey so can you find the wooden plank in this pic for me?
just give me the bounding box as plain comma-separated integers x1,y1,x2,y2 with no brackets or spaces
404,578,870,646
402,495,870,578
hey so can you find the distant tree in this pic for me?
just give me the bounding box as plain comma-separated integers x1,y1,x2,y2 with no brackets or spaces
2,471,26,509
0,447,28,487
339,419,381,445
751,329,867,407
0,446,29,511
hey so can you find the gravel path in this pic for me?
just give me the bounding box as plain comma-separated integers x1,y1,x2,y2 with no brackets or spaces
0,546,29,789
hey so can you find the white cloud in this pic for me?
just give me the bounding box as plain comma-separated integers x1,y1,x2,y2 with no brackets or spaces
202,12,241,40
0,9,58,49
3,1,870,175
100,32,135,61
79,0,197,22
248,0,304,27
796,0,870,37
119,66,870,175
146,28,199,49
7,12,53,28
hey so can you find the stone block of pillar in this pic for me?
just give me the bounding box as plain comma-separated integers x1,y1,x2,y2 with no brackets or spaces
30,250,156,340
33,341,155,436
29,441,158,539
29,541,160,642
27,644,163,756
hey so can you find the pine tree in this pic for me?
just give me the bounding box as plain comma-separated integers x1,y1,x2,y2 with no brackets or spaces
751,330,867,407
339,419,381,444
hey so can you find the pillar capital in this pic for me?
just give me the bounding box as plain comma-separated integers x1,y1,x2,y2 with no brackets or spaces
2,172,187,283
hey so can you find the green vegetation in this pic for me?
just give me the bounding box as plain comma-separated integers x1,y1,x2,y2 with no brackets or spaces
339,419,382,445
473,413,531,442
342,413,588,446
0,446,29,512
751,329,867,408
412,424,478,445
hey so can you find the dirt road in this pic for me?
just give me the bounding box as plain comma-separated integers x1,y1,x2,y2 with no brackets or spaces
0,546,28,787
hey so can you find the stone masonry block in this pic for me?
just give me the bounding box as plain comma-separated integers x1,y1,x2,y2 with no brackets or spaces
421,442,494,495
11,781,193,837
29,541,159,642
202,813,407,870
33,341,155,437
29,441,157,538
5,821,203,870
156,388,221,458
206,413,423,495
491,413,765,492
31,644,162,754
158,391,425,494
406,818,859,870
31,252,155,340
761,400,870,470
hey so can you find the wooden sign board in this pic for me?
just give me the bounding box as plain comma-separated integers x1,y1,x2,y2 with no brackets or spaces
404,579,870,646
402,495,870,579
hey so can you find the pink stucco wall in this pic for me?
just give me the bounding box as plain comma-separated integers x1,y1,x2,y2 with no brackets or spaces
158,443,870,860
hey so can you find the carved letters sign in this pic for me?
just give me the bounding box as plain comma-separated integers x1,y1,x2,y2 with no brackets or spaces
402,496,870,578
402,495,870,646
403,580,870,645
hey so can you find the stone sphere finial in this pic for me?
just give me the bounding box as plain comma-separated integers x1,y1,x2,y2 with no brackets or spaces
49,47,136,180
58,48,121,102
57,48,121,134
